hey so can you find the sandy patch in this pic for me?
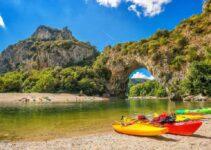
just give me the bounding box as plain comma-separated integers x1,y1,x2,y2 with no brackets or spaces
0,93,109,104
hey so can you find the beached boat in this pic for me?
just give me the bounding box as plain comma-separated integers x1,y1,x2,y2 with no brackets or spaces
176,114,204,122
150,113,203,135
112,122,168,136
164,120,202,135
176,108,211,115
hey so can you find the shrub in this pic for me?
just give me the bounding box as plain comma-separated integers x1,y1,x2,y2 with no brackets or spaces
31,70,57,92
180,61,211,96
170,56,185,70
78,78,105,95
129,80,167,97
0,72,24,92
22,70,40,92
153,30,170,39
176,36,188,48
186,47,199,61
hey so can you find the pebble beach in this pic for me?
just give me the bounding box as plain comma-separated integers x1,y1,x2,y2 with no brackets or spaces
0,115,210,150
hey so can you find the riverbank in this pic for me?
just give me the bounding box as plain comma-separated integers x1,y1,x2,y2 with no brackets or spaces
129,96,211,101
128,96,168,100
0,93,109,103
0,115,210,150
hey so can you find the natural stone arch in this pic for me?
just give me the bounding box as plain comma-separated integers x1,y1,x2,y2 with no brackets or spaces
103,51,171,97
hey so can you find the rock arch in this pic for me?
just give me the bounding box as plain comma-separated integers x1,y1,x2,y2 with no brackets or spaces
104,52,170,97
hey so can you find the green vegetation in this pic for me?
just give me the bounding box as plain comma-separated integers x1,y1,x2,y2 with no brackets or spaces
0,1,210,98
0,66,108,96
129,80,167,97
180,61,211,96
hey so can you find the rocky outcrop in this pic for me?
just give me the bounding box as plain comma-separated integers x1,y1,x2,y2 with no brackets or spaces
183,94,208,102
0,25,98,73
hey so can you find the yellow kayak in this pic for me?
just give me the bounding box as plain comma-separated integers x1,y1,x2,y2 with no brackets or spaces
176,115,204,122
112,122,168,136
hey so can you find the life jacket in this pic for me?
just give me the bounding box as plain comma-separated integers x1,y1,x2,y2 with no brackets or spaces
137,115,149,122
152,113,176,124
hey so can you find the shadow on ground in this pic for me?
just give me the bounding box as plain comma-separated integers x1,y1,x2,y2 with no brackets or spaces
192,134,211,139
149,136,178,142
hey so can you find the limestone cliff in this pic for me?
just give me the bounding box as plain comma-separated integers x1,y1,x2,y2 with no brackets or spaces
0,25,98,73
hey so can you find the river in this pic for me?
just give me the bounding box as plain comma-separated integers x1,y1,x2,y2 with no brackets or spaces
0,99,210,141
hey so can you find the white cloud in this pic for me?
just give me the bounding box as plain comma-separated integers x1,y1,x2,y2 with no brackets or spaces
94,0,171,17
0,16,6,29
128,4,141,17
131,72,155,80
126,0,171,17
96,0,121,7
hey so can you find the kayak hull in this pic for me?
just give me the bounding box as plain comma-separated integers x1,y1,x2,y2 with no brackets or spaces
164,121,202,135
112,123,168,136
176,114,204,122
176,108,211,115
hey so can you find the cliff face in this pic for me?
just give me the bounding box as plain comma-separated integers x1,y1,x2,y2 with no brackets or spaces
94,0,211,99
0,26,98,73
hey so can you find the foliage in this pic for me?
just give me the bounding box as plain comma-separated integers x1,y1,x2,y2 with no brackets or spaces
185,46,199,61
0,72,24,92
129,80,167,97
31,70,58,92
0,66,107,96
170,56,186,70
180,61,211,96
78,78,105,95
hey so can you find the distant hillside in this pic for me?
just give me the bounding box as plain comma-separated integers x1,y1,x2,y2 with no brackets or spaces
0,25,98,73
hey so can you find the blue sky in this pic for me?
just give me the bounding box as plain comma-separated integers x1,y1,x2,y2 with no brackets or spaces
0,0,204,52
129,68,155,80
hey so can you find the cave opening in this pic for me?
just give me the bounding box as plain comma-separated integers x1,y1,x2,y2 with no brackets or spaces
127,67,167,98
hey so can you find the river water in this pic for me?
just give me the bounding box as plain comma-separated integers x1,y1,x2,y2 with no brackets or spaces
0,99,210,141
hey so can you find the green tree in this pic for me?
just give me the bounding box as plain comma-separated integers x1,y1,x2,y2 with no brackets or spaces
180,61,211,96
129,80,167,97
59,68,79,92
31,70,57,92
0,72,23,92
22,70,40,92
78,78,105,95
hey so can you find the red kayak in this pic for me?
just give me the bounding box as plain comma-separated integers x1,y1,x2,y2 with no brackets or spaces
164,121,202,135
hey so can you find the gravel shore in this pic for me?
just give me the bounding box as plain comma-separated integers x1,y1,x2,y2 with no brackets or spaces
0,115,210,150
0,93,108,104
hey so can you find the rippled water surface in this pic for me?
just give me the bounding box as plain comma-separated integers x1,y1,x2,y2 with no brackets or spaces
0,99,210,141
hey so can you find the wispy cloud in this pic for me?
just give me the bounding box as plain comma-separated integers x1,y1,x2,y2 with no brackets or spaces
93,0,172,17
128,4,141,17
0,15,6,29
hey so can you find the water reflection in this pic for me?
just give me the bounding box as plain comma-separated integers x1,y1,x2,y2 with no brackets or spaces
0,99,210,141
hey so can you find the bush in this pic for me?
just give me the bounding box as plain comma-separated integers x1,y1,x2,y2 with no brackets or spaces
129,84,142,97
170,56,185,70
153,30,170,39
22,70,40,92
78,78,105,95
31,70,57,92
180,61,211,96
176,36,188,48
186,47,199,61
0,72,24,92
59,68,78,92
129,80,167,97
